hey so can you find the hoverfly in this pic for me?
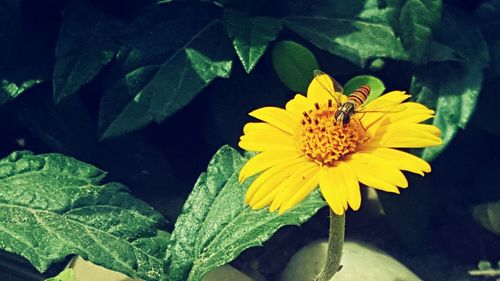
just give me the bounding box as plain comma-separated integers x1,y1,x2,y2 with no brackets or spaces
312,70,396,127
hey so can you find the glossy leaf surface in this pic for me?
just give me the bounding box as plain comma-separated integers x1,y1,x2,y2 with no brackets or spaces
0,151,169,281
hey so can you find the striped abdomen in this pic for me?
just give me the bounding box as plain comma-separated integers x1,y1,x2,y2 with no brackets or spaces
348,85,371,107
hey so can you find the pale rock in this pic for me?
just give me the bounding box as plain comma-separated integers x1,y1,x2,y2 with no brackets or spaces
69,257,141,281
202,265,255,281
280,240,421,281
69,257,254,281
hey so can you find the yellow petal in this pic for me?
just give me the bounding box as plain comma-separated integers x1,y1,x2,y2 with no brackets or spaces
248,160,307,206
245,157,307,203
359,104,407,130
251,185,282,209
269,162,317,212
307,73,336,104
240,130,297,148
394,113,434,124
370,110,434,128
239,140,297,152
346,153,406,193
249,107,298,134
353,153,408,188
339,162,361,211
243,122,292,135
269,162,319,212
403,102,434,112
390,102,435,121
319,167,347,215
360,91,410,126
285,94,314,118
278,169,320,214
364,91,411,111
365,129,443,148
239,150,302,183
372,123,442,137
360,148,430,176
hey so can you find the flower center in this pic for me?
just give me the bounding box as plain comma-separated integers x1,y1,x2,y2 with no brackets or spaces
298,100,368,167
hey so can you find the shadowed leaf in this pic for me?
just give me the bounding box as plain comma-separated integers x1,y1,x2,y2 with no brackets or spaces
98,3,232,139
410,6,488,162
224,10,282,73
53,1,122,103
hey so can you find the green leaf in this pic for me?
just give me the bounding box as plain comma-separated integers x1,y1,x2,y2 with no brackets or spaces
411,63,482,162
166,146,325,281
147,20,232,123
272,41,319,92
0,0,52,107
99,64,159,139
0,151,169,281
45,269,76,281
284,0,407,67
17,90,176,212
0,78,44,107
431,6,489,67
425,41,462,62
99,3,233,139
474,0,500,76
53,1,121,103
224,10,282,73
410,7,488,161
473,200,500,236
343,75,385,104
394,0,442,63
477,260,493,270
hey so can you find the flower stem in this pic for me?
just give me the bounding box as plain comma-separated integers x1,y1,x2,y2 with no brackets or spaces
314,208,345,281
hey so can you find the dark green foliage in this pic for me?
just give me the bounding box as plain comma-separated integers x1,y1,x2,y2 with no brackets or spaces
0,151,169,280
224,9,282,73
474,0,500,76
145,21,233,123
411,6,488,162
390,0,443,63
1,0,500,280
473,200,500,236
272,41,319,92
0,0,489,154
16,91,176,204
166,146,325,281
0,0,53,107
98,2,233,138
53,1,121,103
283,0,407,67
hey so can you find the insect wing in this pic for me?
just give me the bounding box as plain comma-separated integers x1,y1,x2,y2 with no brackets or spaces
312,70,343,106
313,70,344,94
355,102,405,114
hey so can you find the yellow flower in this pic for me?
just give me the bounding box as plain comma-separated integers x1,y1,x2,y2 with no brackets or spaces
238,74,442,215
